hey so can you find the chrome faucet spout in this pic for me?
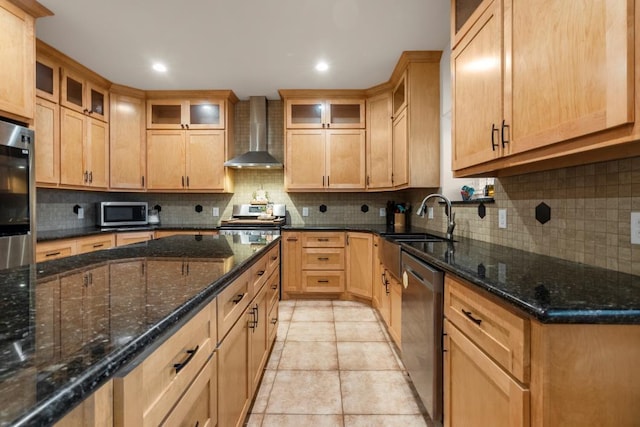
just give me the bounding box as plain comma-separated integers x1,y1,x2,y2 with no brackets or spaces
417,193,456,240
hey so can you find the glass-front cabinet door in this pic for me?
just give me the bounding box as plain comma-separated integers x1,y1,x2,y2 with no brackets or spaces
286,99,364,129
326,99,365,128
147,99,225,129
60,68,109,122
35,56,59,103
286,99,325,128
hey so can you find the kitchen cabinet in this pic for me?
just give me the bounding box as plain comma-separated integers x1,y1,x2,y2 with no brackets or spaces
346,232,373,300
35,50,59,103
285,97,365,129
0,0,47,122
76,234,115,254
285,128,365,191
371,236,382,308
61,67,109,123
378,266,392,327
146,129,229,191
248,282,269,395
389,276,402,347
35,97,60,186
54,380,113,427
452,0,636,177
109,85,146,190
36,239,77,262
366,91,393,190
60,107,109,188
114,302,214,427
300,232,346,293
388,55,441,188
281,231,301,297
115,231,154,247
146,98,226,130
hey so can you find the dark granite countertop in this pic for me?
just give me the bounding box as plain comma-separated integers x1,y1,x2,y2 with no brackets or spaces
0,234,279,426
283,223,640,324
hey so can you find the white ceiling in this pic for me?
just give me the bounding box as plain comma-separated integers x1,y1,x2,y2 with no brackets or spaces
36,0,451,100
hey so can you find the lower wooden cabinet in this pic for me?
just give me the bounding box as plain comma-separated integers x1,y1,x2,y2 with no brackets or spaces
444,320,529,427
389,276,402,347
37,234,116,262
346,232,373,299
281,231,301,296
115,231,154,247
77,234,115,254
249,283,269,395
55,380,113,427
217,307,251,427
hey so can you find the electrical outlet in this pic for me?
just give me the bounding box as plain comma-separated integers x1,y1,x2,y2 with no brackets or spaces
77,207,84,219
498,262,507,283
498,209,507,229
379,208,386,217
212,207,219,217
427,207,434,219
302,207,309,217
631,212,640,244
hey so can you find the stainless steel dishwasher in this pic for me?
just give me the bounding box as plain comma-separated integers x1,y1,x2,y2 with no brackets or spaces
401,250,444,426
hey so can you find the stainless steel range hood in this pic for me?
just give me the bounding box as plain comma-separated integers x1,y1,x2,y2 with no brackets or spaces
224,96,283,169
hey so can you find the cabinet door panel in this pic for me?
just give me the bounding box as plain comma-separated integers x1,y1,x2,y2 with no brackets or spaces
452,1,504,171
367,93,393,189
0,0,34,120
391,109,408,187
35,98,60,185
509,0,634,153
186,130,225,190
218,312,250,427
444,321,529,427
60,107,86,186
188,100,224,129
326,129,365,189
147,130,186,189
327,99,365,128
87,119,108,188
282,232,301,295
346,232,373,299
286,99,324,128
285,129,325,190
110,92,146,189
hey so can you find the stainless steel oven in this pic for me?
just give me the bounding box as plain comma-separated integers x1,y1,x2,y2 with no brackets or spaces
0,119,34,270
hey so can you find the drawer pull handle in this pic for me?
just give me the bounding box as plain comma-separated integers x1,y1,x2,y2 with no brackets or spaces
256,270,265,276
317,238,329,242
271,256,278,261
46,251,61,257
317,257,329,261
271,318,278,325
174,345,199,374
232,294,245,304
318,279,330,283
93,244,104,248
271,284,278,290
462,309,482,325
287,237,298,242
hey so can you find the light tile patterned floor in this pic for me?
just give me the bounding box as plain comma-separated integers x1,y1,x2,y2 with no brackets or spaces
245,300,432,427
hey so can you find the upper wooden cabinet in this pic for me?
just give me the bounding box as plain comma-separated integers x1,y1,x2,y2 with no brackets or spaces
366,92,393,190
452,0,636,176
0,0,51,122
61,67,109,123
35,53,59,103
285,128,365,191
147,98,225,129
285,98,365,129
35,97,60,186
110,85,146,190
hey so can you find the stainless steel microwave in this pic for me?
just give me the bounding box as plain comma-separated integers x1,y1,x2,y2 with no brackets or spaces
97,202,148,227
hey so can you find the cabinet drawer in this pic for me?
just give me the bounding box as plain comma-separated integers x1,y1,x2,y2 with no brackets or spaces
302,271,345,293
444,275,530,383
301,248,345,270
217,270,251,341
301,232,345,247
266,243,280,276
161,352,216,427
114,305,213,427
250,255,269,295
76,234,115,254
36,239,76,262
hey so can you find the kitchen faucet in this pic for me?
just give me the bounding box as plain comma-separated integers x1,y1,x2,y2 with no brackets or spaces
417,193,456,240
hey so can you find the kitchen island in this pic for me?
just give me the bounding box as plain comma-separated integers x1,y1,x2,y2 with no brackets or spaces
0,233,279,426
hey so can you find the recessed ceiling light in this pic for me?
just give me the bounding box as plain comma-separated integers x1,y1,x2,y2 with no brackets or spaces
152,63,167,73
315,61,329,72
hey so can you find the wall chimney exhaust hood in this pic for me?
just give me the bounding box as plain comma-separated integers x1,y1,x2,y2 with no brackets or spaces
224,96,283,169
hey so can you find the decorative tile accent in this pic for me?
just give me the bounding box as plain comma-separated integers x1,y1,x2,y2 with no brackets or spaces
535,202,551,224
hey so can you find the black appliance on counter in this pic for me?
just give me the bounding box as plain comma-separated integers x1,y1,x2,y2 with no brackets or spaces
0,119,35,269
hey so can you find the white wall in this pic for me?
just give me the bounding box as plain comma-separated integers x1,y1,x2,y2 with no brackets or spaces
438,43,486,200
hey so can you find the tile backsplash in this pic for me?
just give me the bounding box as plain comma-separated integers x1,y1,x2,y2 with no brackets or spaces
411,156,640,276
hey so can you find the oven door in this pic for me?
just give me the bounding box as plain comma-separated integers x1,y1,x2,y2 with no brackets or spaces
0,144,30,237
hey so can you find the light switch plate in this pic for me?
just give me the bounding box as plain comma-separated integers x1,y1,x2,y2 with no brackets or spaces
631,212,640,244
427,207,434,219
77,207,84,219
498,209,507,229
379,208,386,217
302,207,309,217
212,207,219,217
